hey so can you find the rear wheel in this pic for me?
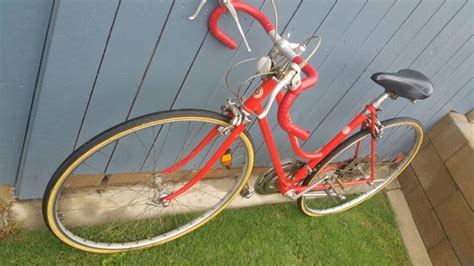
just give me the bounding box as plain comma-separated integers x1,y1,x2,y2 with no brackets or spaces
42,109,254,253
297,118,423,216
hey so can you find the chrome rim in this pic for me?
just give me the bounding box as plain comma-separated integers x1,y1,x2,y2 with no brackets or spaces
50,116,252,250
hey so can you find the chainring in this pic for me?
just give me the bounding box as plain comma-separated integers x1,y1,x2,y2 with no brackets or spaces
254,159,304,195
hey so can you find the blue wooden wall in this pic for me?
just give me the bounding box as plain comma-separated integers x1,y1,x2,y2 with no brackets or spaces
0,0,54,185
1,0,472,199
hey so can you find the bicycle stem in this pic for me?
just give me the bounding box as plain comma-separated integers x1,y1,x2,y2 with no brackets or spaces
257,69,297,119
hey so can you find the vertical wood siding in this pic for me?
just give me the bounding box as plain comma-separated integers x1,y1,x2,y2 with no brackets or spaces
0,0,53,184
1,0,472,199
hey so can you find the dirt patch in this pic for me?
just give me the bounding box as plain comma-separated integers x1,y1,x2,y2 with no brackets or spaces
0,200,20,239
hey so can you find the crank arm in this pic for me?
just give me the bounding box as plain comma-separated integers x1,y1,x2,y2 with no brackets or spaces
285,175,330,200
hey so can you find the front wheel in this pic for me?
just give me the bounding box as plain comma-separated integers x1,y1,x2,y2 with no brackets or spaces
42,109,254,253
297,117,423,216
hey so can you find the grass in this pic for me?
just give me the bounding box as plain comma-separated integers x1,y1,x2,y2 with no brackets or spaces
0,194,408,265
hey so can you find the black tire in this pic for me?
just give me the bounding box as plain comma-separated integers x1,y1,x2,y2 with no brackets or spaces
297,117,423,216
42,109,255,253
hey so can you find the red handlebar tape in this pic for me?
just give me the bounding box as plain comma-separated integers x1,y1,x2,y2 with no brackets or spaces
209,0,275,49
208,1,319,141
277,56,319,141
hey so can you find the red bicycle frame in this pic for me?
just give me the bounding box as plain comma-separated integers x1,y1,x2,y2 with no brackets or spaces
161,0,379,203
163,77,377,202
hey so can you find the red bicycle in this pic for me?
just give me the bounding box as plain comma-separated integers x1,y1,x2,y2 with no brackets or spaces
43,0,433,253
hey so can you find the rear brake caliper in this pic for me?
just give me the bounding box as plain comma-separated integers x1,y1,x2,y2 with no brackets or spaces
366,116,384,139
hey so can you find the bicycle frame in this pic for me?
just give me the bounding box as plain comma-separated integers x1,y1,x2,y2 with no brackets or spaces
160,0,386,203
162,77,381,202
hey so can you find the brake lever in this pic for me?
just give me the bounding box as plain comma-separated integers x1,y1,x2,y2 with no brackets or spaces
222,0,252,52
189,0,208,20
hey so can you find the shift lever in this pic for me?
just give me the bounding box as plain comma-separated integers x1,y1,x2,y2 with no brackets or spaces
188,0,208,20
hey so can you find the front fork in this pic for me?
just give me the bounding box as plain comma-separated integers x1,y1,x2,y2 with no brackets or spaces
161,99,250,204
161,123,246,204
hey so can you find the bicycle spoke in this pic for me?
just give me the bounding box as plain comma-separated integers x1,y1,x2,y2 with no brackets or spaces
301,121,422,216
48,112,252,250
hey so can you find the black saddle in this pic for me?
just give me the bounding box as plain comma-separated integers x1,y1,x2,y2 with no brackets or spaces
371,69,433,101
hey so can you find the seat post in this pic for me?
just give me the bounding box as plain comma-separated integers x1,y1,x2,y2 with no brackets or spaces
370,92,391,110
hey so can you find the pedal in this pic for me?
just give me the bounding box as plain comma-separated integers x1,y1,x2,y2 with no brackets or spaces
333,176,348,195
329,182,347,202
242,190,256,199
324,183,346,203
240,183,255,199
